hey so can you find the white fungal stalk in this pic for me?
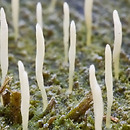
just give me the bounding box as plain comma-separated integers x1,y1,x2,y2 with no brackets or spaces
89,65,104,130
0,8,8,85
105,44,113,128
84,0,93,46
113,10,122,79
66,21,76,94
36,2,43,28
48,0,57,13
63,2,70,65
11,0,19,40
18,61,30,130
36,23,48,111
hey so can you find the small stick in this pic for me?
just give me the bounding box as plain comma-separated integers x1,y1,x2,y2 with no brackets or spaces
42,97,56,117
65,92,92,121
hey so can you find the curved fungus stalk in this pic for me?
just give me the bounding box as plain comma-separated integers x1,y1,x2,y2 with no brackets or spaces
18,61,30,130
36,23,48,111
66,21,76,94
0,1,129,129
36,2,43,29
89,65,104,130
113,10,122,80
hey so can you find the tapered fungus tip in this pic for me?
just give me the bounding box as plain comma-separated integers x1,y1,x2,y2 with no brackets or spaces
106,44,110,50
63,2,69,14
64,2,68,7
18,60,22,66
89,65,95,81
113,10,120,22
70,20,76,36
113,10,118,15
18,60,24,71
1,7,5,17
71,20,75,27
18,60,21,65
105,44,111,57
89,64,95,73
1,7,4,12
36,23,40,29
36,2,43,28
106,44,109,47
113,10,118,14
37,2,41,7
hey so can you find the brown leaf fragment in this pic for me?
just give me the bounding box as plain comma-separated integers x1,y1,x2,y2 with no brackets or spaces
9,92,22,124
42,97,56,117
110,116,119,123
65,92,93,121
0,76,12,94
2,89,11,106
103,115,119,123
47,116,57,126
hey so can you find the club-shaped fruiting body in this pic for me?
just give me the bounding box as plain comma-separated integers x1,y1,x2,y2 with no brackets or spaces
84,0,93,46
66,21,76,94
0,8,8,85
105,44,113,128
63,2,70,64
11,0,19,40
36,23,48,111
18,61,30,130
89,65,104,130
48,0,57,13
113,10,122,79
36,2,43,28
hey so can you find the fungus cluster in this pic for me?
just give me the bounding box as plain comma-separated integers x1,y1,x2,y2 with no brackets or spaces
0,0,127,129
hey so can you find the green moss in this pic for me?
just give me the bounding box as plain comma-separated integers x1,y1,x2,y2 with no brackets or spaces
0,0,130,129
